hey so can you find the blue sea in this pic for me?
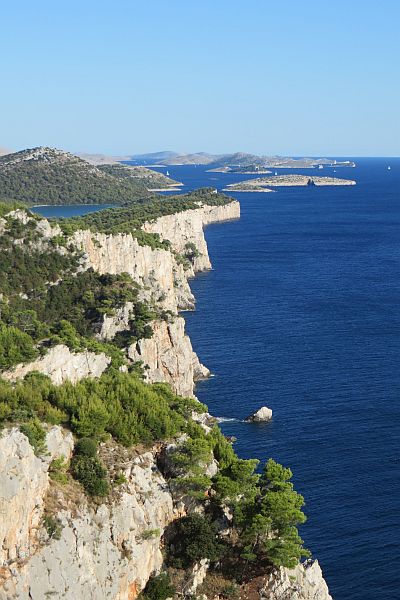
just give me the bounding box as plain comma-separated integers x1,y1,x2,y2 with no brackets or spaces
35,159,400,600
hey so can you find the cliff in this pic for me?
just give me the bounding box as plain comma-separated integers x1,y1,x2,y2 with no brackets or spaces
0,428,176,600
142,202,240,272
0,198,334,600
72,200,239,396
128,317,209,398
259,561,332,599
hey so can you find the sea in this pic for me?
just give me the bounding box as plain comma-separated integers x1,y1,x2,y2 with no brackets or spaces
34,158,400,600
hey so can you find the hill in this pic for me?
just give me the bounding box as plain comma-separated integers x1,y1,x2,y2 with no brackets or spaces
0,147,181,205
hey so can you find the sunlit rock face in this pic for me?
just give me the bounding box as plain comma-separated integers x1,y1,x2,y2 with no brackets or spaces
0,430,175,600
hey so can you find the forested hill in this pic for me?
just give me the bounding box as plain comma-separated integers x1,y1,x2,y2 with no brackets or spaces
0,147,181,205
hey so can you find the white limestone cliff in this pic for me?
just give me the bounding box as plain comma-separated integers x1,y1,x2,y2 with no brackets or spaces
73,229,195,312
128,317,209,398
3,344,111,385
0,429,175,600
72,202,239,393
142,202,240,272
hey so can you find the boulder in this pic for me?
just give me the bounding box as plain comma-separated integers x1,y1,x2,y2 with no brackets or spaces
246,406,273,422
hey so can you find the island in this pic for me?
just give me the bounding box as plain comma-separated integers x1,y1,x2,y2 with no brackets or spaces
207,165,272,175
224,174,357,192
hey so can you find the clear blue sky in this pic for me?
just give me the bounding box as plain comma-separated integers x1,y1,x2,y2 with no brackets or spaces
1,0,399,156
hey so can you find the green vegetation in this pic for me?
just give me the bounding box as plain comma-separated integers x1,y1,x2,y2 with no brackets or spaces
71,454,109,496
0,371,195,446
0,149,152,205
141,528,161,540
167,514,221,568
139,573,175,600
70,432,109,496
164,423,309,571
0,200,27,216
43,515,63,540
184,241,200,263
0,324,39,369
235,459,310,568
74,437,98,457
19,418,47,455
49,456,69,484
0,228,79,301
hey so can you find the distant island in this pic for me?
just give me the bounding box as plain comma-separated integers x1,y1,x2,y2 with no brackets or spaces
75,149,356,170
224,174,357,192
130,152,357,170
207,165,272,175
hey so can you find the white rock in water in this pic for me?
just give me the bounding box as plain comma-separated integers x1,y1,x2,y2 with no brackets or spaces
246,406,273,422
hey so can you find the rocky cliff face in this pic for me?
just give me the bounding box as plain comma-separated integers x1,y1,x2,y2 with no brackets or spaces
128,317,209,398
0,428,175,600
3,344,111,385
73,229,195,312
260,560,332,600
73,201,240,313
0,427,332,600
142,202,240,272
72,201,239,394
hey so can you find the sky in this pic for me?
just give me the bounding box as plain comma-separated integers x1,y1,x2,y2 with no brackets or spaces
1,0,399,157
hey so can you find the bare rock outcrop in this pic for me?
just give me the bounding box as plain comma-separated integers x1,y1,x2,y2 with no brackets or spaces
2,344,110,385
142,201,240,273
0,429,48,566
0,430,176,600
128,317,209,397
73,230,195,312
260,561,333,600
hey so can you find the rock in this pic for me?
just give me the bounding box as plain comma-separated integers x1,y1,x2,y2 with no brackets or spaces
128,317,208,398
98,302,134,340
73,229,195,313
191,411,215,434
2,344,110,385
246,406,273,422
43,426,74,464
260,560,333,600
185,558,210,596
0,429,177,600
73,201,240,315
142,202,240,274
0,429,47,565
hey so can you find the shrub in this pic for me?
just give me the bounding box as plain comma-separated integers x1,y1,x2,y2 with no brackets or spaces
49,456,68,484
0,323,38,370
172,474,212,499
43,515,63,540
71,455,109,496
167,514,221,568
74,437,98,457
140,528,160,540
20,418,47,455
139,573,175,600
114,472,127,486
